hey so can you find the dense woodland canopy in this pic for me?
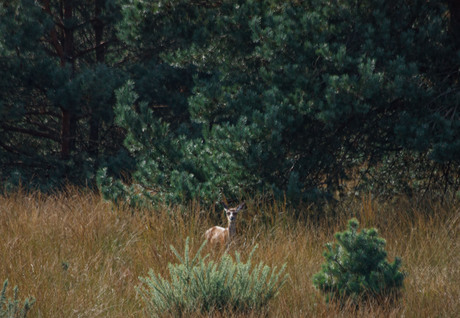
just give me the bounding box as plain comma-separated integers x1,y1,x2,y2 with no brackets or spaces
1,0,459,205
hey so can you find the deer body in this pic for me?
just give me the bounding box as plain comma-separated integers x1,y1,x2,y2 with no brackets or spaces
205,203,244,245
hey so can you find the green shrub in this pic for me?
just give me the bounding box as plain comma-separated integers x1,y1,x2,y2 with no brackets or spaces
0,280,35,318
313,219,405,304
137,238,288,316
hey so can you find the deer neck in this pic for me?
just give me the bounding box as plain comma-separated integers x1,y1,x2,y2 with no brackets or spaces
227,221,236,239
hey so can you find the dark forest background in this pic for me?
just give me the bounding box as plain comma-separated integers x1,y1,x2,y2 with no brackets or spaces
1,0,459,205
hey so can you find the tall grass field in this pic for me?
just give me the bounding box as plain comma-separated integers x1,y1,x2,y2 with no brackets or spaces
1,188,459,317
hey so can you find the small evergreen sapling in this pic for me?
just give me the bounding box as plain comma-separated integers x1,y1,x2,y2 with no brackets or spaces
313,219,405,303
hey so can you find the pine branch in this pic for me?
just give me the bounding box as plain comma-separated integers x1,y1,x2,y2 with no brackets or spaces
1,124,60,142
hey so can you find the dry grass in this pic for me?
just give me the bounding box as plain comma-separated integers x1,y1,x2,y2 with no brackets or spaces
1,187,459,317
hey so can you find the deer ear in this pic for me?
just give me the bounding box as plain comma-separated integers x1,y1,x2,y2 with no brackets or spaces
221,202,229,211
236,202,245,212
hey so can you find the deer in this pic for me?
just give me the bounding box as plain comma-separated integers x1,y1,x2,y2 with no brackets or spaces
204,202,245,245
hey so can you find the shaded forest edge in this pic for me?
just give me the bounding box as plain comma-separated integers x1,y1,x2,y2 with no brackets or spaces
1,0,459,204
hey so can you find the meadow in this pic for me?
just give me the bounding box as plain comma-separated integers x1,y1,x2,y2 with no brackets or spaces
1,188,459,317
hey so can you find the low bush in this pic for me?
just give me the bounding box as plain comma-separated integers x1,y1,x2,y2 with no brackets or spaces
313,218,405,304
137,238,288,316
0,280,35,318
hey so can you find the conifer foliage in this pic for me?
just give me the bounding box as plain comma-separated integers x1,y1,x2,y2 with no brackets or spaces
97,0,460,205
1,0,459,201
313,219,405,303
0,0,126,189
137,238,287,316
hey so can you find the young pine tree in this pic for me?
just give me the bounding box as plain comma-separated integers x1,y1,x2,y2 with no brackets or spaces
313,218,405,304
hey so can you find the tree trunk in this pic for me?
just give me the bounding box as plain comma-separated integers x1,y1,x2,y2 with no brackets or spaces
88,0,105,158
60,0,76,160
449,0,460,39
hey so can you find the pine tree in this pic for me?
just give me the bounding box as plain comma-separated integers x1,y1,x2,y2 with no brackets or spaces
0,0,126,189
313,219,405,303
101,0,459,204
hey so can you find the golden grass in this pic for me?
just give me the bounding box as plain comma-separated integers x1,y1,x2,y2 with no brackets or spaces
1,188,459,317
